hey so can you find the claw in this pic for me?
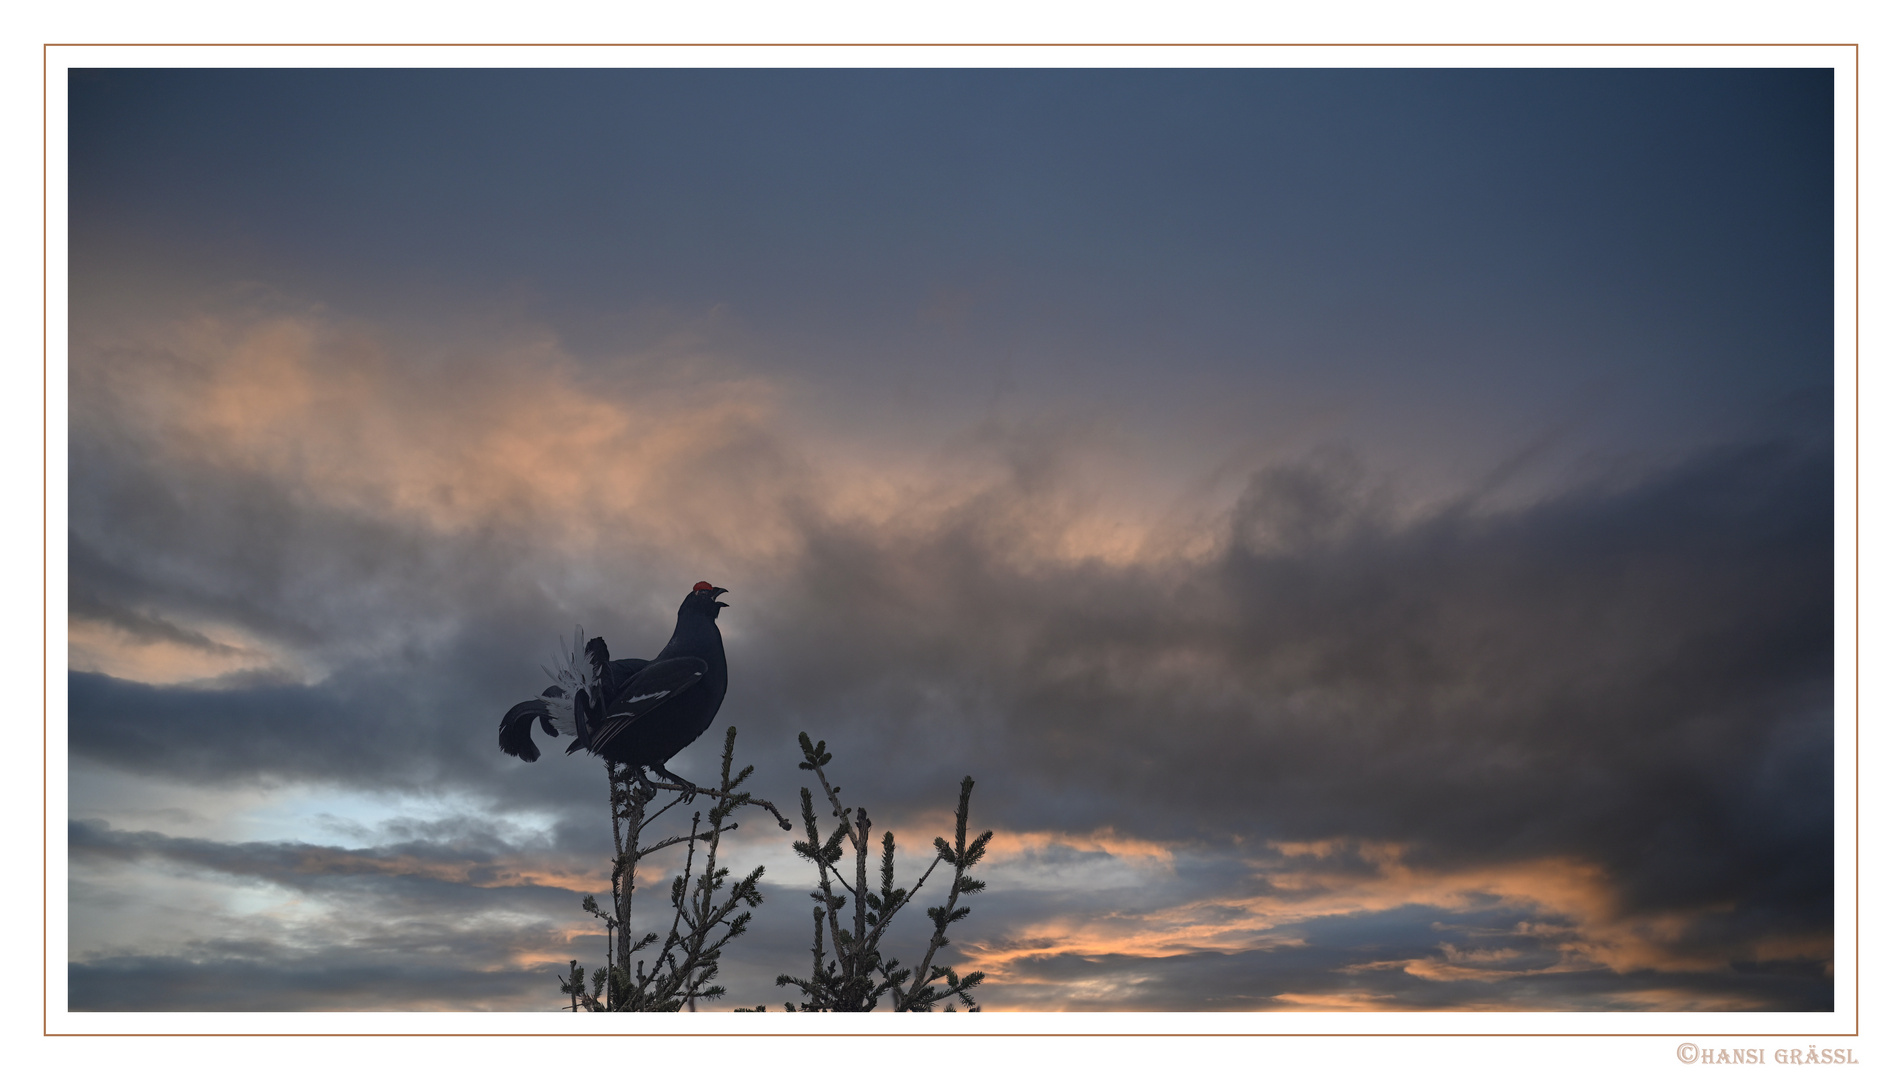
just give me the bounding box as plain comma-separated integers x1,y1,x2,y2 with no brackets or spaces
649,764,699,802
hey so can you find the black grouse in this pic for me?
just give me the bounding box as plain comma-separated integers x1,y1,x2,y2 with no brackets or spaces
498,582,730,792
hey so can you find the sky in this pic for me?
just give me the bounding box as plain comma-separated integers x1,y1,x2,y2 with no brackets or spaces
63,66,1837,1013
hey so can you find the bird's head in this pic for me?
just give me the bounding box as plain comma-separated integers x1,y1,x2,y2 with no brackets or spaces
684,581,729,619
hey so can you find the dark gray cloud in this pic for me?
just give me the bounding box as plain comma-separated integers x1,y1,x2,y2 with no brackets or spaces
68,433,1832,1009
731,440,1832,1005
68,818,838,1011
741,440,1830,861
63,66,1835,1012
69,952,545,1013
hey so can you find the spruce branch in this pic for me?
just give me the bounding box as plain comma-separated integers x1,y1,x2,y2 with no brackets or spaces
780,735,989,1012
562,726,771,1011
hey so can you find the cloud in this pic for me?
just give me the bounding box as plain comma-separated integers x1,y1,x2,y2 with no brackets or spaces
728,439,1832,1006
67,817,593,1010
66,816,817,1012
939,832,1830,1011
70,817,600,894
66,300,1833,1010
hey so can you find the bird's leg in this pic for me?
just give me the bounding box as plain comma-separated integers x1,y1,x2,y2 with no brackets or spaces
633,769,658,802
648,764,699,803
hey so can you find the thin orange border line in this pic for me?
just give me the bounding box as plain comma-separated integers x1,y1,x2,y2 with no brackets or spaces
41,40,49,1043
37,41,1866,46
32,1031,1875,1038
42,43,1860,1040
1852,39,1860,1042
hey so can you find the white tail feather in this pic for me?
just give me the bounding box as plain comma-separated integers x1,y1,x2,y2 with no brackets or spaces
535,624,589,738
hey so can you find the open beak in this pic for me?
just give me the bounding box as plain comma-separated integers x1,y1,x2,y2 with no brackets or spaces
710,586,729,608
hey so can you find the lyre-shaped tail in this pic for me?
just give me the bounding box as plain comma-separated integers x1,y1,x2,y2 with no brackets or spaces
499,699,559,761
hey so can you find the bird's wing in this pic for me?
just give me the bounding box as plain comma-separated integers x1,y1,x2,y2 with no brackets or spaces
608,657,650,687
572,656,707,753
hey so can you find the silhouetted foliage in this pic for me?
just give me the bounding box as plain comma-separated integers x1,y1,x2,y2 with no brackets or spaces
773,732,991,1011
558,726,789,1011
553,727,990,1013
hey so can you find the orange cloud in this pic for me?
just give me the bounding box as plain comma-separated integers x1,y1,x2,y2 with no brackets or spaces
1269,991,1404,1010
75,311,791,554
74,304,1241,579
959,836,1828,1010
1602,987,1782,1011
67,615,280,685
920,826,1178,868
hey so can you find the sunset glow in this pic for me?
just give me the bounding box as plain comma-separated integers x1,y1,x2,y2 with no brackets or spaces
65,66,1836,1014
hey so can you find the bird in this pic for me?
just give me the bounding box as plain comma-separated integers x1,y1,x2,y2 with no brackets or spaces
498,582,730,795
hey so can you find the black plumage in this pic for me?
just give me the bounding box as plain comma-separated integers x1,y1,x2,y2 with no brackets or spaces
498,583,730,790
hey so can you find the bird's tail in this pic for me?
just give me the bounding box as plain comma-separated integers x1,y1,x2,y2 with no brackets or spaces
542,626,588,697
499,699,558,762
564,688,596,755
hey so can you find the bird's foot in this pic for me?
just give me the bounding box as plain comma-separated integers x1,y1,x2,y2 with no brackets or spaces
650,766,699,803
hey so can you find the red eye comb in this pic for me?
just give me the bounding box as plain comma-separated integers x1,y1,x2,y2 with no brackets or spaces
692,581,715,592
